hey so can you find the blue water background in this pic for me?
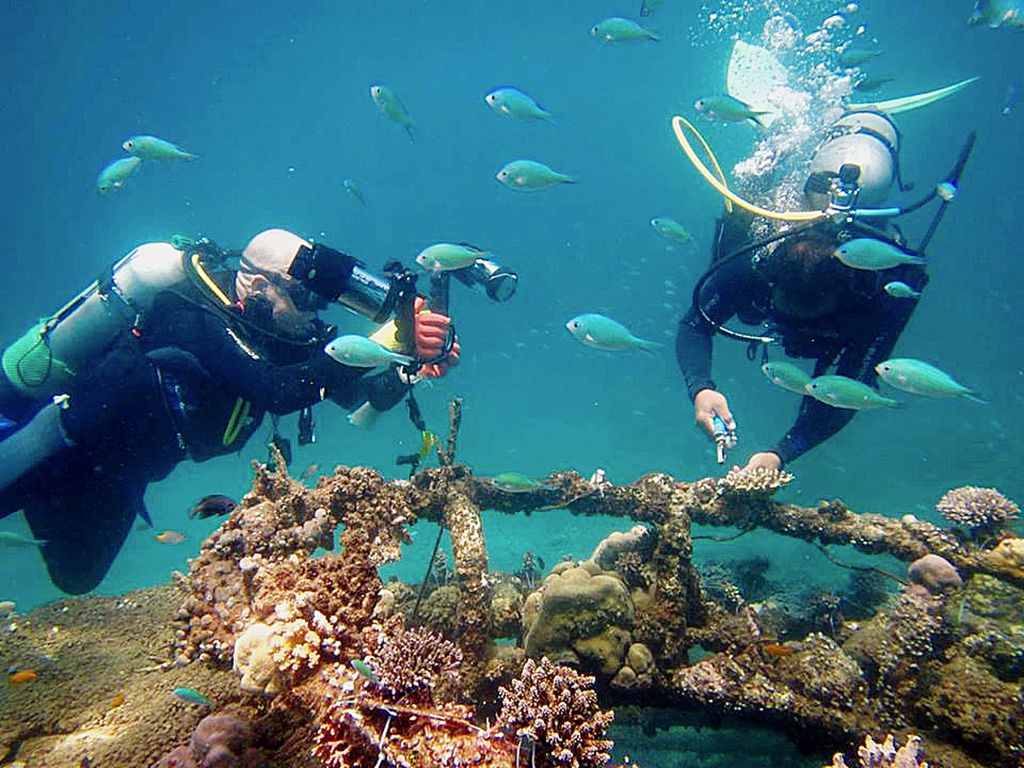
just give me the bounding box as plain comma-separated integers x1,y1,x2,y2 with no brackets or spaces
0,0,1020,663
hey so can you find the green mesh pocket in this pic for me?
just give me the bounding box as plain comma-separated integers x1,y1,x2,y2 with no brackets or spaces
1,323,74,397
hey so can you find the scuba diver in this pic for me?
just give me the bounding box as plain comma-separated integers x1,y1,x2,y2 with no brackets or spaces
0,228,474,594
675,109,973,471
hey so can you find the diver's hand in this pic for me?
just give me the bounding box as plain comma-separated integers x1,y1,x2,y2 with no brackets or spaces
413,296,460,379
693,388,735,440
737,451,782,473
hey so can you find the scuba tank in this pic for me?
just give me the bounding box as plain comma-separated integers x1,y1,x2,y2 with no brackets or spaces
1,243,189,400
804,111,901,210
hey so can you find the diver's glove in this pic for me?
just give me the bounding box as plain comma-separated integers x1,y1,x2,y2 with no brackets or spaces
413,296,460,378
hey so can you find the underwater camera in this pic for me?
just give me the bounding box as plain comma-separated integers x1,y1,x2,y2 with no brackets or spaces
288,242,518,324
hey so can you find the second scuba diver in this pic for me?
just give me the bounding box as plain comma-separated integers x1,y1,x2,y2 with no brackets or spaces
677,110,971,471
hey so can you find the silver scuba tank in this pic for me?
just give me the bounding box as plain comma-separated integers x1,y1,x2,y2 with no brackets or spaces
805,111,899,209
2,243,188,398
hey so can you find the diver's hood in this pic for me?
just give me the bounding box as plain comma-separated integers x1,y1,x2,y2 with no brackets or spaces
806,111,899,209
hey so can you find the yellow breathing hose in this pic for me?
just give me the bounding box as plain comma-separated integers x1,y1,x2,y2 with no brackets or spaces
671,115,827,224
189,253,252,446
191,253,234,306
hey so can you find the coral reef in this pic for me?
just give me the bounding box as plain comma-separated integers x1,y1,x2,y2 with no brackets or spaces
6,437,1024,768
826,733,926,768
497,656,614,768
936,486,1019,539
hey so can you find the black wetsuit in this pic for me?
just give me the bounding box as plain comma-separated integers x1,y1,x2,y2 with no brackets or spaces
676,219,926,465
0,267,409,594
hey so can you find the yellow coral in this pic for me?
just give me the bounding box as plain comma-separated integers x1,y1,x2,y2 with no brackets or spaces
984,537,1024,580
720,466,794,497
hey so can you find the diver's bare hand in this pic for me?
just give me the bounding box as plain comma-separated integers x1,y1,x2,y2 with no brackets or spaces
738,451,782,473
693,389,735,440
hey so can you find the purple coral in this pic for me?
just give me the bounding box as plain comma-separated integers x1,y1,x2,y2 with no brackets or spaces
907,554,962,594
935,486,1019,538
827,733,928,768
367,624,463,703
154,713,262,768
497,656,614,768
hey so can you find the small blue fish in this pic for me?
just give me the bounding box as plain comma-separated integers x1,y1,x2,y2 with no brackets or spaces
484,87,554,122
96,156,142,195
324,335,414,368
1002,83,1020,115
883,281,921,299
875,359,987,403
839,44,884,67
761,361,812,395
342,178,366,205
0,532,46,548
565,313,663,353
370,84,415,140
833,239,925,271
591,17,660,42
694,95,769,128
172,687,212,707
496,159,577,191
805,375,902,410
351,658,379,684
122,135,197,161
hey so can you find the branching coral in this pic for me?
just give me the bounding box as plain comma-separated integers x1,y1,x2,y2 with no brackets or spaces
827,733,928,768
497,657,613,768
936,486,1019,539
365,624,463,704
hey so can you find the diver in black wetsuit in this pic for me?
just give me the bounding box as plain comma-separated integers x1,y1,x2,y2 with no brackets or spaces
677,214,925,469
0,228,462,594
676,110,970,472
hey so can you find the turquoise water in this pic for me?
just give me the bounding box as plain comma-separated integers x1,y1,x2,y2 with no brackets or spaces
0,0,1019,705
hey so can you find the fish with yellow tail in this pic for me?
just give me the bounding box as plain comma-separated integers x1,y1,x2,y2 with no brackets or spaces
804,375,902,410
370,84,415,140
875,359,988,403
565,313,663,353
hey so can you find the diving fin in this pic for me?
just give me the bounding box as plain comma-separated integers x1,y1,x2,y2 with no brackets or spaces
726,40,788,128
847,76,980,114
